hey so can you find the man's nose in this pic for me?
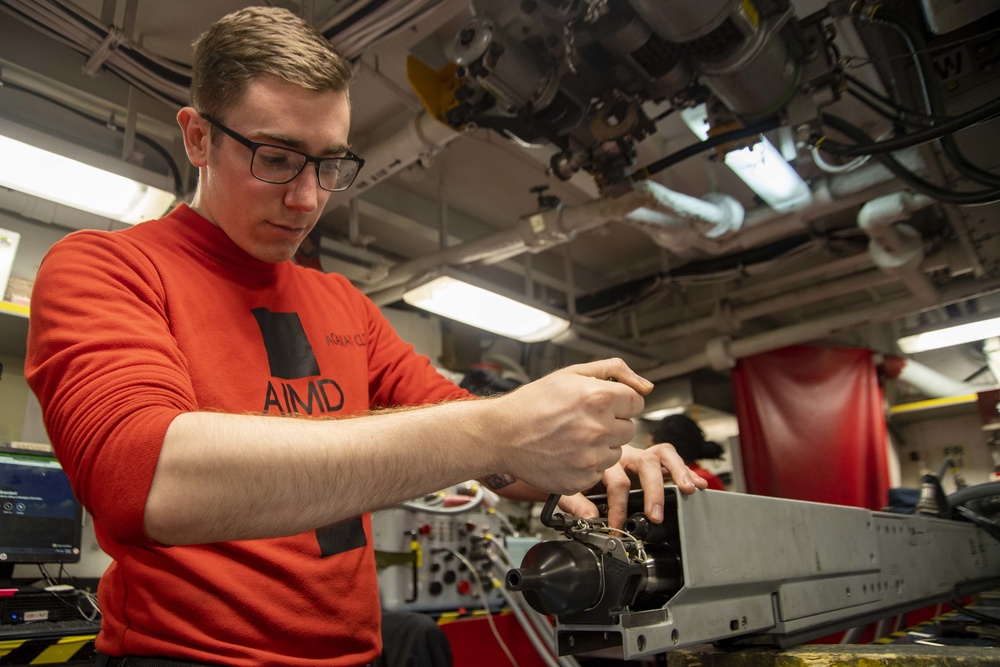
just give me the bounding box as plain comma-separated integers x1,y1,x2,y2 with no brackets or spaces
284,163,321,212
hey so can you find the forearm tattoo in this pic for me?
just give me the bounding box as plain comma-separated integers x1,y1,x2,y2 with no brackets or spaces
481,473,516,490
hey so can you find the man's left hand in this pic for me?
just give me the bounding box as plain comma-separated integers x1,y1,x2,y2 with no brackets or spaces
557,443,709,529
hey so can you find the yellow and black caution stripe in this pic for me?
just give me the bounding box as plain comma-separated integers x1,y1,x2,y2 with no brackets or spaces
873,609,959,644
0,634,96,665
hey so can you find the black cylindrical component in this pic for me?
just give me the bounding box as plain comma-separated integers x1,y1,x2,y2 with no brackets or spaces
625,512,672,543
505,540,604,615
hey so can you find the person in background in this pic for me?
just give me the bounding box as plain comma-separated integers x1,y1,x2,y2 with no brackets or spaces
24,6,707,667
651,414,728,491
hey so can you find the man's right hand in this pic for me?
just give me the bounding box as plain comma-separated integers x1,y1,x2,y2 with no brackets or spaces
490,358,652,494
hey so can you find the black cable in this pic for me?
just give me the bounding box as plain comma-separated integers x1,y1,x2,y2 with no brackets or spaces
948,481,1000,542
951,599,1000,626
0,78,184,194
844,73,952,124
816,94,1000,157
955,505,1000,539
937,458,956,481
820,114,1000,205
846,88,917,129
635,116,783,179
857,6,1000,188
947,481,1000,513
844,81,951,129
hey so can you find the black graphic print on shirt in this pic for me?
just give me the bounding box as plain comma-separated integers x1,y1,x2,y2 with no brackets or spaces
251,307,366,558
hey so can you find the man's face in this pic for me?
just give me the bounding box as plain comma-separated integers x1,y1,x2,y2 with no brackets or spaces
191,76,352,263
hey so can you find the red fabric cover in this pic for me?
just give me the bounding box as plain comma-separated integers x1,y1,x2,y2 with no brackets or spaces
25,205,470,666
732,345,889,510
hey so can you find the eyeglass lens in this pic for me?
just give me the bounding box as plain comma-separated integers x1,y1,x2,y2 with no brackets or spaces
251,145,360,191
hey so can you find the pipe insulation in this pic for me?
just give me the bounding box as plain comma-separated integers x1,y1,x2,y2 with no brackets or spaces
623,190,745,251
857,192,938,305
637,148,923,260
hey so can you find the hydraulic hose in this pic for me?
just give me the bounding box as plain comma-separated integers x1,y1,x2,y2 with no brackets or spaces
821,114,1000,205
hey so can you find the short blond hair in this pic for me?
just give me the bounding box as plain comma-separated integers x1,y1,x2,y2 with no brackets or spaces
191,6,352,123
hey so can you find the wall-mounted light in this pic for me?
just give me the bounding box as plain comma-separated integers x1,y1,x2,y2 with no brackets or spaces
0,118,175,224
897,313,1000,354
680,104,811,213
402,270,570,343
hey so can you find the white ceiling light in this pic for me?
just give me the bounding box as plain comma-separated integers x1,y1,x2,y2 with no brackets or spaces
897,314,1000,354
680,104,812,212
403,271,571,343
0,119,175,224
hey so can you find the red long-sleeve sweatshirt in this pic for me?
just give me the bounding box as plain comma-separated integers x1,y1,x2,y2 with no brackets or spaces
25,205,469,666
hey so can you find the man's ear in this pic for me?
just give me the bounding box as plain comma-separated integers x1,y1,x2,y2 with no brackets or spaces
177,107,210,168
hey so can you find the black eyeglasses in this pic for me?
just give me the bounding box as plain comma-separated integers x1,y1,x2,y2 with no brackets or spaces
202,114,365,192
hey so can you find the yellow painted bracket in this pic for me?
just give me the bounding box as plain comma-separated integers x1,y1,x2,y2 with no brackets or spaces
405,55,463,130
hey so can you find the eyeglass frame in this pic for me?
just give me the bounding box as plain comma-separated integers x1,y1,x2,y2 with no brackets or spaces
201,114,365,192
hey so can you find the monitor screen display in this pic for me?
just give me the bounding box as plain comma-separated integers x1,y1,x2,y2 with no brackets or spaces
0,445,82,567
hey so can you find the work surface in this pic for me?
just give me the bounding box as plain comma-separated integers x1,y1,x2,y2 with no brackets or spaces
665,645,1000,666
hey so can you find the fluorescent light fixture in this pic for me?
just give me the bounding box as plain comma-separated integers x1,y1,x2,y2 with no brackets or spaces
643,405,687,421
897,315,1000,354
0,119,175,224
402,272,571,343
680,104,811,212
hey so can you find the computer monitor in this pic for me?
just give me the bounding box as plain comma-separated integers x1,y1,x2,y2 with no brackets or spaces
0,442,83,587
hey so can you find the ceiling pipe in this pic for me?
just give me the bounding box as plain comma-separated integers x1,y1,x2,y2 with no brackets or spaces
651,148,923,261
641,278,1000,381
620,189,745,252
857,191,938,306
641,238,963,345
344,104,921,299
726,252,875,302
641,267,898,344
359,179,723,294
340,111,462,204
890,356,982,398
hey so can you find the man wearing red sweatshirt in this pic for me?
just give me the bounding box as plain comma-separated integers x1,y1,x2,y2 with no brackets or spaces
25,7,706,667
